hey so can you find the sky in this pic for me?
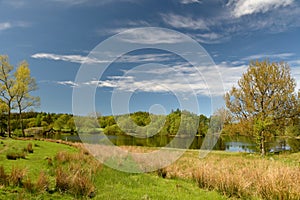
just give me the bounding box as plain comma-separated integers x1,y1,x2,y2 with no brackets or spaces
1,0,300,116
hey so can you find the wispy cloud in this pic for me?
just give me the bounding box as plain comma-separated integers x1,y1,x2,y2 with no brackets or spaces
242,53,295,61
227,0,295,18
0,22,11,31
0,0,26,8
161,14,209,31
0,21,31,31
179,0,202,4
52,55,300,95
52,63,249,96
31,52,177,64
57,80,79,87
190,32,227,44
117,28,189,44
161,1,300,43
47,0,138,6
31,53,108,64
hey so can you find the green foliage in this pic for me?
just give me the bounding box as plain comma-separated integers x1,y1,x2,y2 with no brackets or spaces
0,55,39,137
225,60,300,155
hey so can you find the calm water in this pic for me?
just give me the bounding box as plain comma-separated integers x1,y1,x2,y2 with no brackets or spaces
44,134,300,153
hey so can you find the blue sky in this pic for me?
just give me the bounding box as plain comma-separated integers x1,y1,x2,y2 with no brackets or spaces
1,0,300,116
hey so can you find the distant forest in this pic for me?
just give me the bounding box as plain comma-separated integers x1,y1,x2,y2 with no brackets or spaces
0,109,211,138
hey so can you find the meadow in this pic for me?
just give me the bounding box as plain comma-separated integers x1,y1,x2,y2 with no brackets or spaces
0,138,225,200
0,138,299,199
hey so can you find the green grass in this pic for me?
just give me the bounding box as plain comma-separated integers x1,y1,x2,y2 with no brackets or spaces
0,138,227,200
95,167,225,200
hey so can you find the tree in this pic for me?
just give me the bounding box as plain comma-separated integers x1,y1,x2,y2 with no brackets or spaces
0,99,8,135
225,60,299,155
0,55,16,137
0,55,39,137
14,61,40,136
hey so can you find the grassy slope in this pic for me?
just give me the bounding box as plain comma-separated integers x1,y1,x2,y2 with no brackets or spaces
0,138,226,200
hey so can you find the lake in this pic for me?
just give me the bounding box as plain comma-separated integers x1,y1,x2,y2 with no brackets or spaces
42,133,300,153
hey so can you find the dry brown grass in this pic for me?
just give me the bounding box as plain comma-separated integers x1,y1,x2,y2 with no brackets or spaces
36,171,49,192
54,151,101,197
9,166,27,187
161,151,300,200
0,165,8,186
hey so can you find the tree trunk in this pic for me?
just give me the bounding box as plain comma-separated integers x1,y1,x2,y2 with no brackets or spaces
19,108,25,137
260,131,266,156
7,107,11,137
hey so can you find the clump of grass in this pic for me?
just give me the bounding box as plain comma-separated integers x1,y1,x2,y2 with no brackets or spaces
69,168,95,197
55,167,70,192
55,161,96,197
0,165,8,186
45,157,53,166
27,143,34,153
9,166,26,187
53,151,100,197
157,168,167,178
6,151,26,160
23,177,35,193
36,171,49,192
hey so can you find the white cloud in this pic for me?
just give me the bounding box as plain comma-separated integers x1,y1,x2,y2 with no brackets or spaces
55,61,299,98
47,0,138,6
228,0,294,18
53,63,248,97
118,28,189,44
162,14,209,31
179,0,202,4
0,0,26,8
118,53,175,63
242,53,294,61
31,53,108,64
57,81,79,87
191,32,226,44
31,52,177,64
0,21,31,32
0,22,12,31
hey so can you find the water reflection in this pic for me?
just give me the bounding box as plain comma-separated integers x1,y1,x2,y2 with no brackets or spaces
43,133,300,153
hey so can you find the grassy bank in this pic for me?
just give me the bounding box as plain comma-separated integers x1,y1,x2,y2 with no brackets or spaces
0,138,226,200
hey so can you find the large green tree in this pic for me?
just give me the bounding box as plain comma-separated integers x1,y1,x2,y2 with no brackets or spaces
0,55,16,137
0,55,39,137
225,60,299,155
14,61,40,136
